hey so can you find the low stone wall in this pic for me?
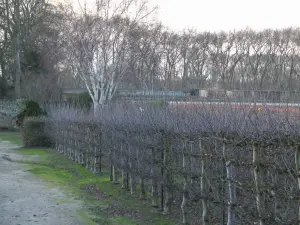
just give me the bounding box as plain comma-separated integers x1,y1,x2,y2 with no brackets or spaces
0,99,20,129
0,99,20,117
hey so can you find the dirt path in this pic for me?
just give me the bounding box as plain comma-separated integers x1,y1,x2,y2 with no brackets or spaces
0,141,85,225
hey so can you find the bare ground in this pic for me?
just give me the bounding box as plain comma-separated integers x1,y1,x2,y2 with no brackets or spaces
0,141,85,225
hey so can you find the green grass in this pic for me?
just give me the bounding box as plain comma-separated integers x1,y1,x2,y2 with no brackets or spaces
17,147,49,155
0,131,22,145
0,131,179,225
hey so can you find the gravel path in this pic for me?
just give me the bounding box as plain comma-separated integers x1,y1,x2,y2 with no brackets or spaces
0,141,85,225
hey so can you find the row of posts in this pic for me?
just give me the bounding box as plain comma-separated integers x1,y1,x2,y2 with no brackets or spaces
54,123,300,224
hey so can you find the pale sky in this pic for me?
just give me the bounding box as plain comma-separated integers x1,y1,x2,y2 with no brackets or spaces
70,0,300,32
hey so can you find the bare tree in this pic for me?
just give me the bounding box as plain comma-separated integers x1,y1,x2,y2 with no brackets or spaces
159,30,182,90
65,0,156,113
0,0,48,98
188,32,211,89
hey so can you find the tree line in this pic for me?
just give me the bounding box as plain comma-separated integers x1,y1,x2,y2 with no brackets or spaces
0,0,300,105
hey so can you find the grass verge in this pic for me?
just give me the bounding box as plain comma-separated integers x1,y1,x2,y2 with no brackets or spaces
0,131,179,225
0,131,22,145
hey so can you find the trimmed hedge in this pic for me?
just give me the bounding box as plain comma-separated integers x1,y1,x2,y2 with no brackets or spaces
16,100,46,127
22,117,53,147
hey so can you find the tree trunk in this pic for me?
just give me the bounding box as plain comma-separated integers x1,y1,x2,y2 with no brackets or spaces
14,0,21,99
93,101,100,115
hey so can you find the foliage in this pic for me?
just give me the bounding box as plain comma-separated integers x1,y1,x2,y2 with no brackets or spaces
22,117,53,147
16,100,46,127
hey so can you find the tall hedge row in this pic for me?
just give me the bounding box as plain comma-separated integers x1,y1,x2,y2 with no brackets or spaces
44,103,300,225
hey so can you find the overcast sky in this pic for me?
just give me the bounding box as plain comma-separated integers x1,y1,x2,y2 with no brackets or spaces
72,0,300,32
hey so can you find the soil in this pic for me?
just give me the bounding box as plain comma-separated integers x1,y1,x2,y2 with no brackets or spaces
0,141,85,225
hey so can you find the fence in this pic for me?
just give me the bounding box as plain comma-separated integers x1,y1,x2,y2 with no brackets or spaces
48,112,300,225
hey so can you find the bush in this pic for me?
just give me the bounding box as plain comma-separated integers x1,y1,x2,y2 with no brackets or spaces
16,100,46,127
22,117,53,147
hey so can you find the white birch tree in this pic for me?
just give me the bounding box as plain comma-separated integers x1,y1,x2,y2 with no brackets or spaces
65,0,156,114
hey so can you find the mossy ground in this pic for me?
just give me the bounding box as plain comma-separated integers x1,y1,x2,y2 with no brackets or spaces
0,131,179,225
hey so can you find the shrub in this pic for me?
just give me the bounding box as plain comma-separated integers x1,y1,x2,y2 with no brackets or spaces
22,117,53,147
16,100,46,127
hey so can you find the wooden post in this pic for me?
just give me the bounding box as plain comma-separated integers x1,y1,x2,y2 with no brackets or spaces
93,133,101,174
113,165,119,184
110,133,113,181
253,143,264,225
140,177,146,200
296,145,300,224
221,142,226,225
121,145,127,189
200,138,208,225
129,146,136,194
112,136,119,184
121,169,126,188
226,160,236,225
85,127,90,170
110,164,113,181
99,131,102,173
223,141,236,225
130,170,136,194
136,135,145,199
161,139,164,210
181,141,188,224
151,148,159,207
163,134,172,215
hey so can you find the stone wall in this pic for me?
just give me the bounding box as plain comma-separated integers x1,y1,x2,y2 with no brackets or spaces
0,100,20,129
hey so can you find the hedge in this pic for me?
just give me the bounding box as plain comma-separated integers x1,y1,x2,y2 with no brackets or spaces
22,117,53,147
